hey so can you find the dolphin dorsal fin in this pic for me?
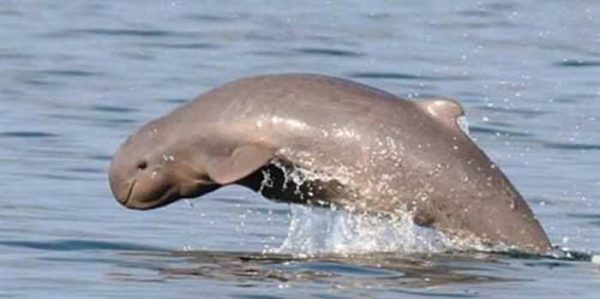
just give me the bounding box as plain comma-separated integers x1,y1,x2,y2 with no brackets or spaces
415,97,465,130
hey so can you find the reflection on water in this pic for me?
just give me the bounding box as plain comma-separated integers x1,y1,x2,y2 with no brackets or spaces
107,248,593,298
152,250,509,289
0,237,594,297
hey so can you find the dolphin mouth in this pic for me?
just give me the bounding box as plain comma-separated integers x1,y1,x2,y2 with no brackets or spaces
123,179,137,206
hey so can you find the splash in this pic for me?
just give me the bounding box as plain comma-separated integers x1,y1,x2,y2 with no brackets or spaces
457,115,470,135
259,156,486,256
274,205,452,256
260,142,506,256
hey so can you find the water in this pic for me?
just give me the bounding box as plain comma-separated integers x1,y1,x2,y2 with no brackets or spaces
1,0,600,297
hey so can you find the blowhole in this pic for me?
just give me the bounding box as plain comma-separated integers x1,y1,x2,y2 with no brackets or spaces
137,161,148,170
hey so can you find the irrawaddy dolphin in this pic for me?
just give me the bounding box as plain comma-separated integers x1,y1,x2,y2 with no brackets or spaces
108,73,551,254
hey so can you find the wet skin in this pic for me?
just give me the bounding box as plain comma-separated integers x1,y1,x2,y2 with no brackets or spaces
109,74,552,254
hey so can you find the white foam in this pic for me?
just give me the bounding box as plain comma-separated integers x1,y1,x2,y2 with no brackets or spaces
274,205,451,256
592,254,600,265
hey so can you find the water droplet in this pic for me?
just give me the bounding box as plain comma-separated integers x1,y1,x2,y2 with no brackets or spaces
184,199,194,209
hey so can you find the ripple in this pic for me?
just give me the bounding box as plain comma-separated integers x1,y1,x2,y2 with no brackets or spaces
144,250,512,290
46,112,137,126
350,72,425,80
0,53,34,60
486,2,518,11
363,12,393,20
70,28,175,37
90,105,137,113
457,8,494,17
527,196,556,206
87,154,112,161
36,173,96,182
550,97,578,104
543,142,600,151
0,239,163,252
184,13,235,23
587,220,600,227
478,105,545,117
565,213,600,225
294,47,363,57
0,131,57,138
160,98,188,104
22,79,60,86
140,42,218,50
566,213,600,219
349,72,470,82
555,59,600,68
93,118,138,127
0,7,19,16
231,295,286,299
40,69,103,77
430,20,516,30
469,126,532,137
63,166,104,174
546,248,594,262
283,260,396,277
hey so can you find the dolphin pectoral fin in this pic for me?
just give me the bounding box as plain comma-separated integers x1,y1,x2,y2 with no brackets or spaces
207,143,275,185
415,97,465,130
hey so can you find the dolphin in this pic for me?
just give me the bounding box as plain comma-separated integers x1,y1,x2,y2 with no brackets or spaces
108,74,551,253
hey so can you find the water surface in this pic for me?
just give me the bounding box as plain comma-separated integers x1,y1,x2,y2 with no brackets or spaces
1,1,600,298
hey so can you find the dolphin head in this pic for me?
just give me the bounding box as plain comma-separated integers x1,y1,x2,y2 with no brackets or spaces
108,120,218,210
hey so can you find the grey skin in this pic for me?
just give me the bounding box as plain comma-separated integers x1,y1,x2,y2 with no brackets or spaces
109,74,552,254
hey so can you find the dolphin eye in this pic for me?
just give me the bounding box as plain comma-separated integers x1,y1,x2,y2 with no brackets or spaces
137,160,148,170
